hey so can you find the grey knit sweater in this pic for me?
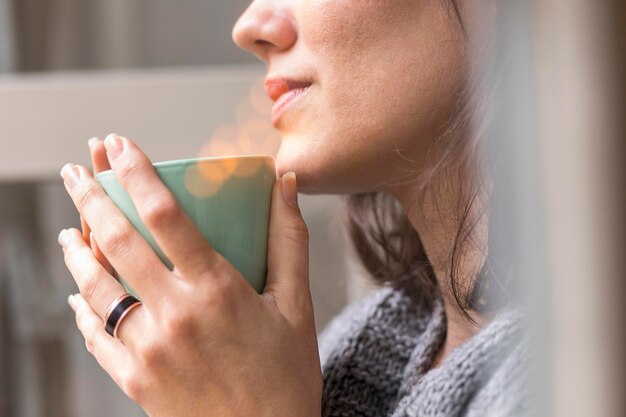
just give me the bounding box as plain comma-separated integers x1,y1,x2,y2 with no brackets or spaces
318,286,528,417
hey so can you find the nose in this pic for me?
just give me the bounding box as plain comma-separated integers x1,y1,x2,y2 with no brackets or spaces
232,1,297,63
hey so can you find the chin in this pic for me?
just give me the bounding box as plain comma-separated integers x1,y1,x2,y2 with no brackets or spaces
275,136,334,195
274,134,369,195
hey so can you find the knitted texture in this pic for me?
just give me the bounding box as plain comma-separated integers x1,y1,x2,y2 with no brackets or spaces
318,286,527,417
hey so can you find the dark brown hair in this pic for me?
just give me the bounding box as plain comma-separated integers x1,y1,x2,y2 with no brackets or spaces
344,0,502,318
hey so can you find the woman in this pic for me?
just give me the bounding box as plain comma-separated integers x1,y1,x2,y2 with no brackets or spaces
58,0,526,416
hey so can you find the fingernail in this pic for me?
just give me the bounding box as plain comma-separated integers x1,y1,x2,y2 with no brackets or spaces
87,137,99,148
60,163,81,189
58,229,70,247
281,172,299,208
104,133,124,160
68,294,77,310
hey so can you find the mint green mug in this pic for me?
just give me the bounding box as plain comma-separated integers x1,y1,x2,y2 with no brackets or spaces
95,156,276,295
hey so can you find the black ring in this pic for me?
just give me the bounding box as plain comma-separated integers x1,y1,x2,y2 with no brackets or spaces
105,295,140,337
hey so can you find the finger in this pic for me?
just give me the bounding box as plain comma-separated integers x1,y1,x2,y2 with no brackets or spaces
59,228,132,318
61,229,147,348
82,138,111,245
68,294,136,394
88,137,112,174
102,134,227,280
91,232,116,277
59,164,171,302
264,172,314,328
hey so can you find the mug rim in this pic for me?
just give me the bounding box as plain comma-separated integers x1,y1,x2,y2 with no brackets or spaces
95,155,275,179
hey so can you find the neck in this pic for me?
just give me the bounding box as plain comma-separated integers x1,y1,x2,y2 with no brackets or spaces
386,163,489,367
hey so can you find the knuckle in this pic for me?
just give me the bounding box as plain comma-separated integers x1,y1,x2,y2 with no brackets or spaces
162,312,195,340
275,218,309,245
202,278,240,319
137,340,166,368
141,195,181,229
75,184,98,211
63,238,89,270
80,270,103,302
120,372,145,402
100,221,133,256
291,219,309,240
116,158,142,184
84,338,94,354
204,277,231,307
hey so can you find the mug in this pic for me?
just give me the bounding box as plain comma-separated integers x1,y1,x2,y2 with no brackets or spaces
96,155,276,295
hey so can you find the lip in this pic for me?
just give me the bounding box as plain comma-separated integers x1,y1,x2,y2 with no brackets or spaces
264,78,312,125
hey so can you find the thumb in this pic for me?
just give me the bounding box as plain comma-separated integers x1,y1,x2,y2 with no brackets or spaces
265,172,313,326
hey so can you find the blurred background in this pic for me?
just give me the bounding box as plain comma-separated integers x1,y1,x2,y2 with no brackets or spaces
0,1,624,417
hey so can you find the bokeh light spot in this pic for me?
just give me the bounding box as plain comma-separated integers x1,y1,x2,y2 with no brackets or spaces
233,157,264,178
185,163,224,198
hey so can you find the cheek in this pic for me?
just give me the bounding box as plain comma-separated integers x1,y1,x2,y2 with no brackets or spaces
303,0,461,123
283,1,466,193
302,1,413,61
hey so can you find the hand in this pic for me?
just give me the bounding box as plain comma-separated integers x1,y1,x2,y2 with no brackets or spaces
58,134,322,417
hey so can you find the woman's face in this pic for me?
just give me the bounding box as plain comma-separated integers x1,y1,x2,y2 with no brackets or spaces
233,0,467,194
